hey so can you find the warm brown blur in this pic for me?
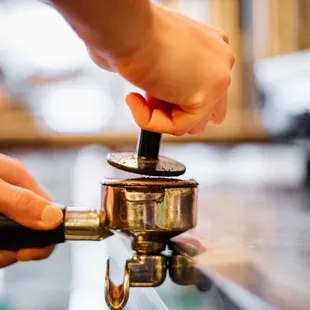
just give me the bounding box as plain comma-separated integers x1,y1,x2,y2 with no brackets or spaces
0,0,309,145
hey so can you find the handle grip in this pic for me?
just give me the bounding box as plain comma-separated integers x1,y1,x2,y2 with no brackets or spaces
137,129,162,159
0,212,66,251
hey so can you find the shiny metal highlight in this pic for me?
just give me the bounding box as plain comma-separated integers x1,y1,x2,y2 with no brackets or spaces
64,207,113,240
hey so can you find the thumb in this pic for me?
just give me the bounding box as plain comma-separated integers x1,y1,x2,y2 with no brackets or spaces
0,179,63,230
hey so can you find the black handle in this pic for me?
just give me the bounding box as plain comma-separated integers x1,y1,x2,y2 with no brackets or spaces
137,129,162,159
0,212,66,251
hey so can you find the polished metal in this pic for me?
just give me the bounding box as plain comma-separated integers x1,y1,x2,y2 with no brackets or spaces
100,178,199,309
106,153,186,177
105,258,130,310
100,178,198,242
63,177,199,310
104,246,210,310
64,178,198,243
64,207,113,240
128,254,167,287
168,241,212,291
104,254,166,310
132,238,166,254
169,254,200,285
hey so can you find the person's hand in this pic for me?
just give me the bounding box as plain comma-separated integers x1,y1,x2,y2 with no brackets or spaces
88,3,235,136
0,154,63,268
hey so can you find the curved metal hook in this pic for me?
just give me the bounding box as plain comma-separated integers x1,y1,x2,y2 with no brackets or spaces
105,258,130,310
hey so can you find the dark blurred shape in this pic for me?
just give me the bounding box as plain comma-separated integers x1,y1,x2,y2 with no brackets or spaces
255,51,310,183
255,50,310,140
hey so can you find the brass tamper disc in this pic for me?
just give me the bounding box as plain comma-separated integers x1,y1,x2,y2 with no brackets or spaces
106,152,186,177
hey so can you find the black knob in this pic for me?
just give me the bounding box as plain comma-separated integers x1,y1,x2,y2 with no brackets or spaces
137,129,162,160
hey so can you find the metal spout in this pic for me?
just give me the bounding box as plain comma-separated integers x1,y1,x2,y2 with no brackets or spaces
105,258,130,310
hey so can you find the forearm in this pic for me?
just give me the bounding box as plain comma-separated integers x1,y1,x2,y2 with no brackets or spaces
49,0,153,58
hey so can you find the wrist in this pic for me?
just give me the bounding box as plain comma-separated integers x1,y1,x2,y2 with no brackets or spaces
49,0,155,62
85,2,155,61
114,3,166,84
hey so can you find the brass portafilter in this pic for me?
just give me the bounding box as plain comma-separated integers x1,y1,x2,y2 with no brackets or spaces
0,128,200,310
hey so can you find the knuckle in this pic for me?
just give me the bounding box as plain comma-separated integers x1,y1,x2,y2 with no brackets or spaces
230,50,236,65
213,28,229,44
226,46,236,68
220,31,229,44
217,70,232,92
215,38,235,69
13,187,36,212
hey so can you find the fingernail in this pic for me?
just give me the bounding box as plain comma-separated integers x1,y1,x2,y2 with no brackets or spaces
40,205,63,226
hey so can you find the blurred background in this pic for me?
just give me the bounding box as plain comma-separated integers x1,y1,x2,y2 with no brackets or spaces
0,0,309,146
1,0,310,309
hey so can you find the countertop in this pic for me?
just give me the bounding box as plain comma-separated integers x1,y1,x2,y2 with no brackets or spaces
0,143,309,310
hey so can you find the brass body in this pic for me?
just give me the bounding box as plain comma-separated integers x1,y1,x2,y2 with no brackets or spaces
64,177,199,310
101,178,197,250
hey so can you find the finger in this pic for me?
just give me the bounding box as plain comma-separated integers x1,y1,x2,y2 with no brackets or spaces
187,120,208,136
209,92,227,125
187,111,213,136
17,245,55,262
187,92,227,134
187,105,218,135
145,94,172,111
126,92,154,124
206,25,229,44
220,45,235,70
126,93,203,136
209,42,235,70
0,154,51,200
0,251,17,268
0,179,63,230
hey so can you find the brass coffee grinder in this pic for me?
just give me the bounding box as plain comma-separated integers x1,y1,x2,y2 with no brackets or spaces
0,128,201,309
